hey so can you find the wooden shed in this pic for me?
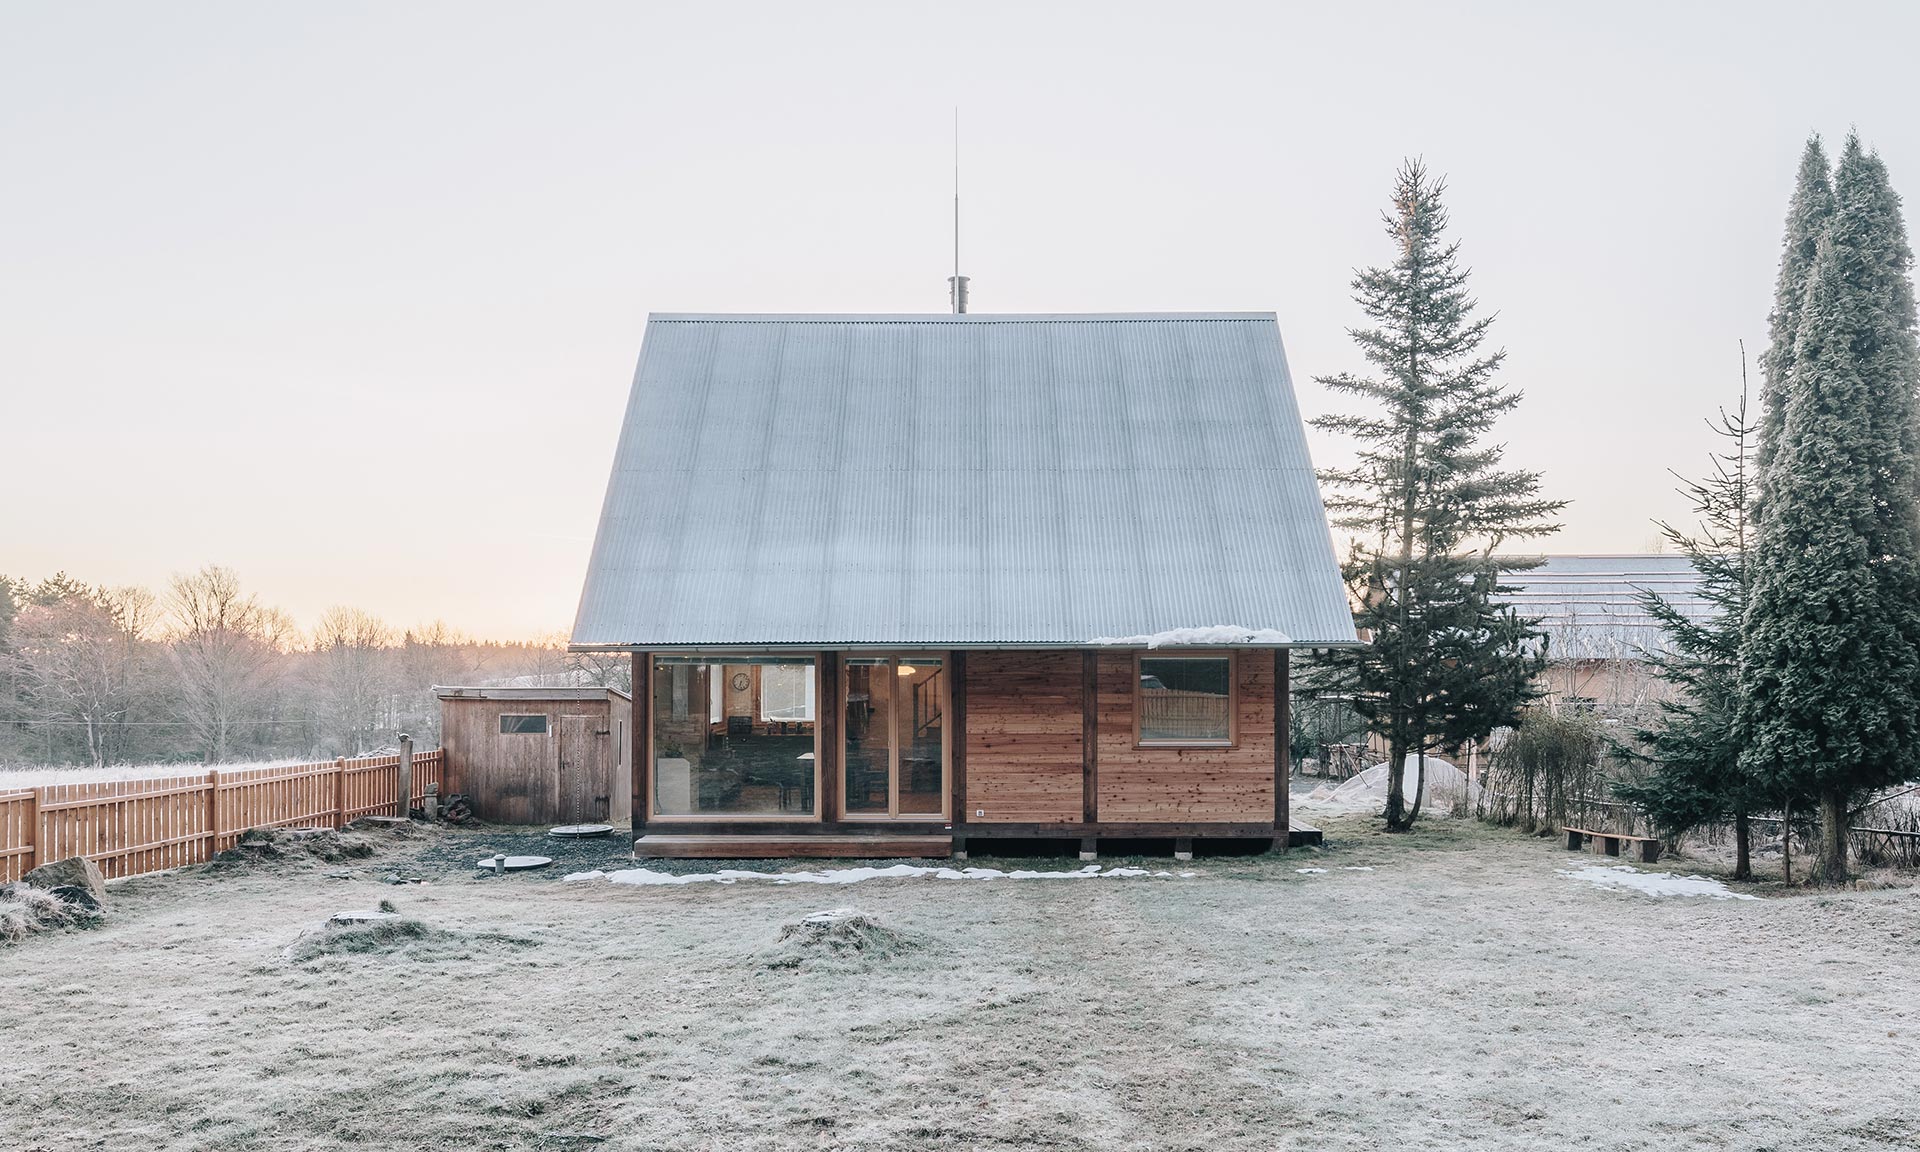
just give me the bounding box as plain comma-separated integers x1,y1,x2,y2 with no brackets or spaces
436,687,633,827
567,313,1361,858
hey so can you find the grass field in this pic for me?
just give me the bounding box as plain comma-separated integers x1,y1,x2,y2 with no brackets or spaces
3,816,1916,1151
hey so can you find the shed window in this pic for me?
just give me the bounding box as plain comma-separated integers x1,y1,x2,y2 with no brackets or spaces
1135,655,1235,746
500,713,549,735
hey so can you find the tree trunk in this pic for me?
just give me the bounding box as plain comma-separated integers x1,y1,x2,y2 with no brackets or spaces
1781,798,1793,885
1732,808,1751,882
1815,787,1849,885
1384,737,1409,831
1404,749,1428,827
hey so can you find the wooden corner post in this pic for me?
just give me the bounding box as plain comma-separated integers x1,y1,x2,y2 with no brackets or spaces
1081,651,1098,825
1275,648,1291,845
630,653,648,833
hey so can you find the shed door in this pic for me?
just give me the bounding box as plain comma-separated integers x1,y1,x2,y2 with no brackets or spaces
558,714,605,824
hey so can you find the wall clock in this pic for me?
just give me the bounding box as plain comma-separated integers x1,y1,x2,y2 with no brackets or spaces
730,672,751,692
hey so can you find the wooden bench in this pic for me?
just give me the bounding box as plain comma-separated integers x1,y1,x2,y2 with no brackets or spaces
1563,826,1662,864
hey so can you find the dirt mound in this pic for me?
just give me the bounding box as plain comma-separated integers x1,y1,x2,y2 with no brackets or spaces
0,882,103,945
212,827,375,870
761,908,919,970
286,908,541,964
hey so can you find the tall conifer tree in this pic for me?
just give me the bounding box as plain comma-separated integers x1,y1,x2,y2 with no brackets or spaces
1755,138,1834,492
1314,160,1564,831
1738,135,1920,883
1615,372,1763,877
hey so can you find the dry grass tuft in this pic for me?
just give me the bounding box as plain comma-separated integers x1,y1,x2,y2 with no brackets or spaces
760,907,920,970
285,916,541,964
211,827,375,870
0,882,103,945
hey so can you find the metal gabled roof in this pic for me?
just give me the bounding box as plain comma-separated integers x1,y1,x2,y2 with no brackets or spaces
570,312,1357,649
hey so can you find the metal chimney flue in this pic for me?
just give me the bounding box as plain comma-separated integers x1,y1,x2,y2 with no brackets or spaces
949,108,968,314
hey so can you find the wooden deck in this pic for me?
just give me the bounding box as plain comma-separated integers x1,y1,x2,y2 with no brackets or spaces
1287,819,1322,848
633,832,955,859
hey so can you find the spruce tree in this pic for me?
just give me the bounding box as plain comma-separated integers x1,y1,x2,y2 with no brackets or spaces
1313,160,1565,832
1615,370,1770,878
1738,135,1920,884
1754,138,1834,492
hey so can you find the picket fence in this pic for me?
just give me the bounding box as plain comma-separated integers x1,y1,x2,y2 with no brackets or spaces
0,748,444,883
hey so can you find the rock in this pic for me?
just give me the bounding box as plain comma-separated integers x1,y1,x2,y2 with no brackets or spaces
24,856,106,906
48,885,101,911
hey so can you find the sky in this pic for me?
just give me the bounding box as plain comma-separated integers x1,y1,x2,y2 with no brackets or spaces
5,1,1919,641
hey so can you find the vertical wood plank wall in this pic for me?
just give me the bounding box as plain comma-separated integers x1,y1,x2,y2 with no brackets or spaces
961,648,1280,826
0,750,445,883
441,697,631,825
962,651,1086,823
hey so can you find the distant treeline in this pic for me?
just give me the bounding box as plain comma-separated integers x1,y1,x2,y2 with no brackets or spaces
0,566,623,769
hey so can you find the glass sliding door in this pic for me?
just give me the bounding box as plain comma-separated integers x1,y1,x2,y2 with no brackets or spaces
843,659,892,815
843,655,947,820
651,656,818,818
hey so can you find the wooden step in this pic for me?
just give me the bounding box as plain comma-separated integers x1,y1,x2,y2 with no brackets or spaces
1286,820,1323,848
633,833,954,860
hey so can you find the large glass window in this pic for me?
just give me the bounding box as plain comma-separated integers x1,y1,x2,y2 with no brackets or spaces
1136,654,1235,746
844,656,946,819
652,657,817,817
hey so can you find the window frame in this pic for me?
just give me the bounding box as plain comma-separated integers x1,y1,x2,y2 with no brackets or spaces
645,654,823,822
499,713,550,736
840,654,952,823
1132,650,1239,749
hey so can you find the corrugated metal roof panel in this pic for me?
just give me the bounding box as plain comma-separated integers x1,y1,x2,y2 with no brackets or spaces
571,313,1357,648
1499,554,1709,660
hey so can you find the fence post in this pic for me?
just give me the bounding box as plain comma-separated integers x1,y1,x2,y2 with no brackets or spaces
27,787,42,874
207,770,222,859
397,734,414,819
335,756,349,827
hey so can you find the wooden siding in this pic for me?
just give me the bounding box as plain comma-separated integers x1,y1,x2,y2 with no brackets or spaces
1094,651,1276,822
442,696,630,826
962,651,1085,823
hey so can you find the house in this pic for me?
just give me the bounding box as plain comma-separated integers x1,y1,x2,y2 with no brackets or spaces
1499,554,1707,716
568,313,1357,858
436,686,633,827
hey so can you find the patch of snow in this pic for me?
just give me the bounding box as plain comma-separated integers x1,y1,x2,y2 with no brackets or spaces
1341,866,1375,872
1087,625,1293,648
563,862,1195,887
1560,864,1758,901
1297,755,1477,817
1295,867,1328,874
0,758,318,788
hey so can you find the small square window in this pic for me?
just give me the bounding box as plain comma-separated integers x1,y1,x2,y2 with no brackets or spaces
500,713,549,735
1136,655,1235,746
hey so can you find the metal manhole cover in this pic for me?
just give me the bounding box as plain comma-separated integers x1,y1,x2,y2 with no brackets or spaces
475,855,554,872
548,824,615,839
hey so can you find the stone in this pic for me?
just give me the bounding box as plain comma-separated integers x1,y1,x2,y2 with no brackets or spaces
49,885,101,911
24,856,107,906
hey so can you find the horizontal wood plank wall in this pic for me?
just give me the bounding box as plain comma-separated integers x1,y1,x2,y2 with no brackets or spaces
963,651,1085,823
1096,652,1276,822
0,750,444,883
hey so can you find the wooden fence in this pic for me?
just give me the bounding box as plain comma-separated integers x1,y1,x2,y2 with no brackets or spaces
0,748,443,883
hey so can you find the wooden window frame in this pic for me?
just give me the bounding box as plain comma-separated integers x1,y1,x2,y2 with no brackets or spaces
499,713,550,736
841,654,952,823
1132,650,1239,750
644,654,823,823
